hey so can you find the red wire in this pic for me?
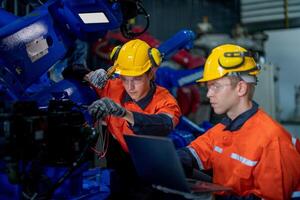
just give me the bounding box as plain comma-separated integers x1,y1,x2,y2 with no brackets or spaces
90,120,110,159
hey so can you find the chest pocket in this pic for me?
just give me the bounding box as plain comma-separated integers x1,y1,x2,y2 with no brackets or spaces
233,165,255,195
231,153,257,187
233,164,253,179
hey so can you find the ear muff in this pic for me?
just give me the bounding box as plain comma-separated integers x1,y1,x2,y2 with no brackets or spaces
148,47,162,68
219,52,245,69
218,51,254,69
110,45,122,62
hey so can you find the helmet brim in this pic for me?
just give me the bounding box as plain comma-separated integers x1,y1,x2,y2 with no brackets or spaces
114,64,150,77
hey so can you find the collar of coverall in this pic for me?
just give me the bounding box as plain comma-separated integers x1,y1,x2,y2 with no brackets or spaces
221,101,259,131
122,81,156,110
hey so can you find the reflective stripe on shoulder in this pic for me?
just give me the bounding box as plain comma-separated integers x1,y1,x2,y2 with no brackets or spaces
292,191,300,198
214,146,223,153
187,146,204,170
230,153,258,167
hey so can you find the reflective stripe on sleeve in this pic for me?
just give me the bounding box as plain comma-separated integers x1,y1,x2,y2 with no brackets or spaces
214,145,223,153
230,153,258,167
187,146,204,170
292,136,297,147
292,191,300,198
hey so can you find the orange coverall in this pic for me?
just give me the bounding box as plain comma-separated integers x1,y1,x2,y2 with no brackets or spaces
95,78,181,152
188,107,300,200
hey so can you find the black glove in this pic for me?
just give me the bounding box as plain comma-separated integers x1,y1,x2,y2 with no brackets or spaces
101,98,126,117
85,68,108,89
88,99,110,119
88,97,126,120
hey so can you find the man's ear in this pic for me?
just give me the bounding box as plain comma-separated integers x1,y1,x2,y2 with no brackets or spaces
236,81,248,97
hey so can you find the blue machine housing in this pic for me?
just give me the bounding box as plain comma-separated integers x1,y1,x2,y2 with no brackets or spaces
0,1,126,199
0,0,123,101
47,0,123,41
0,8,70,99
0,7,19,27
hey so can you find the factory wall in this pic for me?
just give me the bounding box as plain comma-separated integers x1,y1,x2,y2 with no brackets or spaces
141,0,240,40
265,28,300,137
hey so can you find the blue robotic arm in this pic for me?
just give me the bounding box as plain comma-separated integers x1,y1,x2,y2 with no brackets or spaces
0,0,130,101
156,66,203,92
155,29,204,90
0,0,205,131
158,29,195,60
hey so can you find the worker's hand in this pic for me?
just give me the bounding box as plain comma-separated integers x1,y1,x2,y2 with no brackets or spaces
85,68,108,89
88,98,110,119
88,97,126,119
101,98,126,117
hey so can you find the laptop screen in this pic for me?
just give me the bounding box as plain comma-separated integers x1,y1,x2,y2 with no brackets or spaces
124,135,190,192
125,134,232,195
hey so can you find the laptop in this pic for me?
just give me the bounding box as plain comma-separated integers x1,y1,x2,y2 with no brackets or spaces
124,135,231,195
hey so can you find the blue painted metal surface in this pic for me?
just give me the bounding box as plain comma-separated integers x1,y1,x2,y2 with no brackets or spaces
0,161,111,200
0,1,124,199
158,29,195,60
46,0,123,41
0,0,123,101
156,66,203,91
169,116,207,148
0,8,19,28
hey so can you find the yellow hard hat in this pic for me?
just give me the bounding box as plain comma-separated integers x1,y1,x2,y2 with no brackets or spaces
197,44,260,82
110,39,162,76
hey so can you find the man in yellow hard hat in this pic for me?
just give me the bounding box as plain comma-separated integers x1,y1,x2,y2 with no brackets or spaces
86,39,181,199
178,44,300,200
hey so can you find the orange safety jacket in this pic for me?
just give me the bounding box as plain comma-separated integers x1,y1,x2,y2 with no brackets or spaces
188,107,300,200
95,78,181,152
